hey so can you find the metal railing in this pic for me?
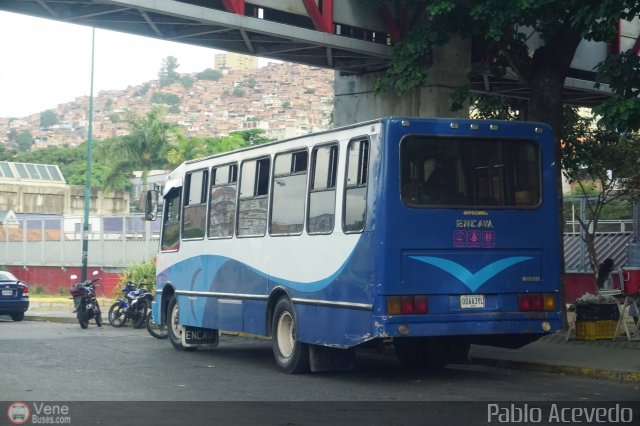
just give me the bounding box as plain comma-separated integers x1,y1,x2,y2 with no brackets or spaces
0,210,635,272
1,214,161,268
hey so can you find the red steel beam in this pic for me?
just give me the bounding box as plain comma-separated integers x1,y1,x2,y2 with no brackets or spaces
379,3,401,44
379,3,412,44
302,0,333,34
221,0,245,15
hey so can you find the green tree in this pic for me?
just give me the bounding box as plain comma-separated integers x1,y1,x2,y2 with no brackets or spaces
114,258,156,296
210,132,250,154
166,130,272,167
232,87,245,97
15,130,33,152
134,82,151,97
562,110,640,276
196,68,222,81
376,1,640,314
376,1,639,135
241,77,256,88
97,107,174,192
39,110,57,128
103,98,113,112
7,128,17,145
109,113,122,123
13,142,116,187
158,56,180,87
230,129,271,146
0,144,15,160
166,132,216,166
181,75,194,89
151,92,180,106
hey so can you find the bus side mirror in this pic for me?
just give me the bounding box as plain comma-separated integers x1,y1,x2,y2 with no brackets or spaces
144,190,159,221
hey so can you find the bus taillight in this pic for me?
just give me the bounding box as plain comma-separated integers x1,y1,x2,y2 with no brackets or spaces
543,293,556,311
387,295,428,315
414,295,428,314
518,293,556,312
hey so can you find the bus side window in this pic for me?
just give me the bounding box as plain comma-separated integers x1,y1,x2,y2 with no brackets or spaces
182,169,209,240
343,138,369,233
270,149,308,236
308,143,338,234
209,163,238,239
237,157,270,237
161,187,182,252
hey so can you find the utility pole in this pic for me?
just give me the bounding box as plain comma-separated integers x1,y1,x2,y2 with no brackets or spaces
81,27,95,282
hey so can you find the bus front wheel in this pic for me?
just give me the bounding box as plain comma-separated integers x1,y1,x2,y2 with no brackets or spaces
167,295,197,352
271,298,309,374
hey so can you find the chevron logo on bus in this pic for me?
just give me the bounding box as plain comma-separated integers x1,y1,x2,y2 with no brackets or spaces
410,256,534,292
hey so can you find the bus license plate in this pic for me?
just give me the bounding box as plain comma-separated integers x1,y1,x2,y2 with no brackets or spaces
460,294,485,309
183,326,219,346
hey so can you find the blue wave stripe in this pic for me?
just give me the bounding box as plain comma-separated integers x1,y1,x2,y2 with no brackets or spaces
160,239,360,294
410,256,534,292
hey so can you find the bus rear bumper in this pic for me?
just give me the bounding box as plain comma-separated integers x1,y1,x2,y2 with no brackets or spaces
376,312,562,342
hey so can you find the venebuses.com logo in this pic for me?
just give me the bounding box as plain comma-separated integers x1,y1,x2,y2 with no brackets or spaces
6,402,71,425
7,402,30,425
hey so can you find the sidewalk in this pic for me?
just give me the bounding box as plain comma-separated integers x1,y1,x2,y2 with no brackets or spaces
24,298,640,382
27,297,114,324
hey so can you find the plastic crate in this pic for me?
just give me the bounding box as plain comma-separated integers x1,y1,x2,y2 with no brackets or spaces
575,320,618,340
575,303,620,321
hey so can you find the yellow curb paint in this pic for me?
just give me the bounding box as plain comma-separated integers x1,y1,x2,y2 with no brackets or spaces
473,357,640,383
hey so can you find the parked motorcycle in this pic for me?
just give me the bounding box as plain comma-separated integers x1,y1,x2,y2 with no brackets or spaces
70,271,102,329
108,280,151,329
145,294,168,339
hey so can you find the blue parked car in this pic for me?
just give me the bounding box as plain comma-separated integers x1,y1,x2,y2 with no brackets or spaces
0,271,29,321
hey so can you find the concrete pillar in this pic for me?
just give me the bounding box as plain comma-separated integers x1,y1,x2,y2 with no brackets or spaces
333,38,470,127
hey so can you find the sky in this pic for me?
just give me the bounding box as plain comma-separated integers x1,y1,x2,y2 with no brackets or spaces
0,11,233,118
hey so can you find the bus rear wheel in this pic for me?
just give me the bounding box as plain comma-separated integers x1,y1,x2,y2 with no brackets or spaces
167,295,196,352
271,298,309,374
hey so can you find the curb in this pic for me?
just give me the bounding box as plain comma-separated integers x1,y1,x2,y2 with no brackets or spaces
471,356,640,384
25,315,79,325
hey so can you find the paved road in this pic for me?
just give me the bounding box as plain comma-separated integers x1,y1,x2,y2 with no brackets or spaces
1,320,637,403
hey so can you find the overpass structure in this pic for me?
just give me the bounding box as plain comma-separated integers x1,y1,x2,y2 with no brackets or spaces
1,1,639,122
1,0,394,75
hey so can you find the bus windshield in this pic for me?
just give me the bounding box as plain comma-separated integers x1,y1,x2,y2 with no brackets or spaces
400,136,541,208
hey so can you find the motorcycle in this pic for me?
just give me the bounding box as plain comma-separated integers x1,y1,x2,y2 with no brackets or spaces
70,271,102,329
145,293,168,339
108,280,151,329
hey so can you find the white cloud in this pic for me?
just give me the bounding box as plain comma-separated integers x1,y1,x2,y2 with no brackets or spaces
0,11,223,117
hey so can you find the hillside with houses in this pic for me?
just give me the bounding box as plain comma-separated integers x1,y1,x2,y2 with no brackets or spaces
0,61,335,150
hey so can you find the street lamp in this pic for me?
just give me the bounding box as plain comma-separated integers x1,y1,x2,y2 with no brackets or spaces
81,27,95,282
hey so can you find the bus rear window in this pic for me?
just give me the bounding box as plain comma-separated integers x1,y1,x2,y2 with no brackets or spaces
400,136,540,208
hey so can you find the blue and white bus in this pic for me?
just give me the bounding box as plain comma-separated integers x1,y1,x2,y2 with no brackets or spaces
145,117,561,373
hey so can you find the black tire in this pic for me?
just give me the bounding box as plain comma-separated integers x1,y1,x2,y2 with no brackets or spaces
10,312,24,321
95,306,102,327
146,312,168,339
167,295,196,351
77,308,89,329
393,337,449,369
132,301,148,329
271,297,309,374
108,302,127,327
